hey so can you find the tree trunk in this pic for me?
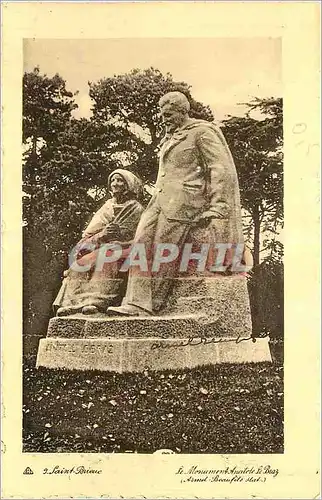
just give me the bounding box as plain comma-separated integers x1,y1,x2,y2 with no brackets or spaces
32,135,37,157
250,204,262,337
253,205,261,267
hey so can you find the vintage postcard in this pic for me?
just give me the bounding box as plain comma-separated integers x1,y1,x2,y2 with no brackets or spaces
1,1,320,498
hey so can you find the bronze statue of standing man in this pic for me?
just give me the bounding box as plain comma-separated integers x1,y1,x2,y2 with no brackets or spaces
108,91,247,316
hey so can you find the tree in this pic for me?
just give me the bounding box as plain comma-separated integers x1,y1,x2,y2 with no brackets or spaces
221,97,283,267
89,67,214,185
248,253,284,339
221,98,283,337
23,67,78,226
23,68,82,340
23,67,77,144
23,67,78,202
23,70,101,253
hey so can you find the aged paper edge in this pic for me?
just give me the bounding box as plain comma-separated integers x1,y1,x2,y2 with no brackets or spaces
1,2,321,499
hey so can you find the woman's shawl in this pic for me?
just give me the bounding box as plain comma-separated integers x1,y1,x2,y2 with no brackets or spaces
82,198,143,242
82,198,115,237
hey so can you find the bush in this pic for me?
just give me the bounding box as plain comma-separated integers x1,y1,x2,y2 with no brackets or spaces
248,259,284,340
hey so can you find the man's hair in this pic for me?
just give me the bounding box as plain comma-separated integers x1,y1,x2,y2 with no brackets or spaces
158,91,190,113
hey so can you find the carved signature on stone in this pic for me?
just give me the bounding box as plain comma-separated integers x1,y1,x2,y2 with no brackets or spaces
150,334,269,350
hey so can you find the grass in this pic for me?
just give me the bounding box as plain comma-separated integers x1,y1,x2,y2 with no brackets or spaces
23,360,283,454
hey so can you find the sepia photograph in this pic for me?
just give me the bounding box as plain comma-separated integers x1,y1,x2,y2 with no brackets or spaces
22,37,284,455
1,2,320,499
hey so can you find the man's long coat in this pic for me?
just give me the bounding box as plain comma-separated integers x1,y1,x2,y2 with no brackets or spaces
154,118,244,244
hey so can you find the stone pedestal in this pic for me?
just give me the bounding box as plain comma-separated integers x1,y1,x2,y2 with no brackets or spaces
36,276,271,372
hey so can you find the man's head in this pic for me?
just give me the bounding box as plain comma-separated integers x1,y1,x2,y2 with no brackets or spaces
159,92,190,133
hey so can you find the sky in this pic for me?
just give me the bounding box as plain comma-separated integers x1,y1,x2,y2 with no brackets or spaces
24,38,282,122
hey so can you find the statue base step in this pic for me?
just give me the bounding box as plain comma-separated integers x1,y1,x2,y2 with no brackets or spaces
45,312,248,339
36,336,271,372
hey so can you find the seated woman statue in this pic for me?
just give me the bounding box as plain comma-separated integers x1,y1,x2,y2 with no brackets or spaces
53,168,144,316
